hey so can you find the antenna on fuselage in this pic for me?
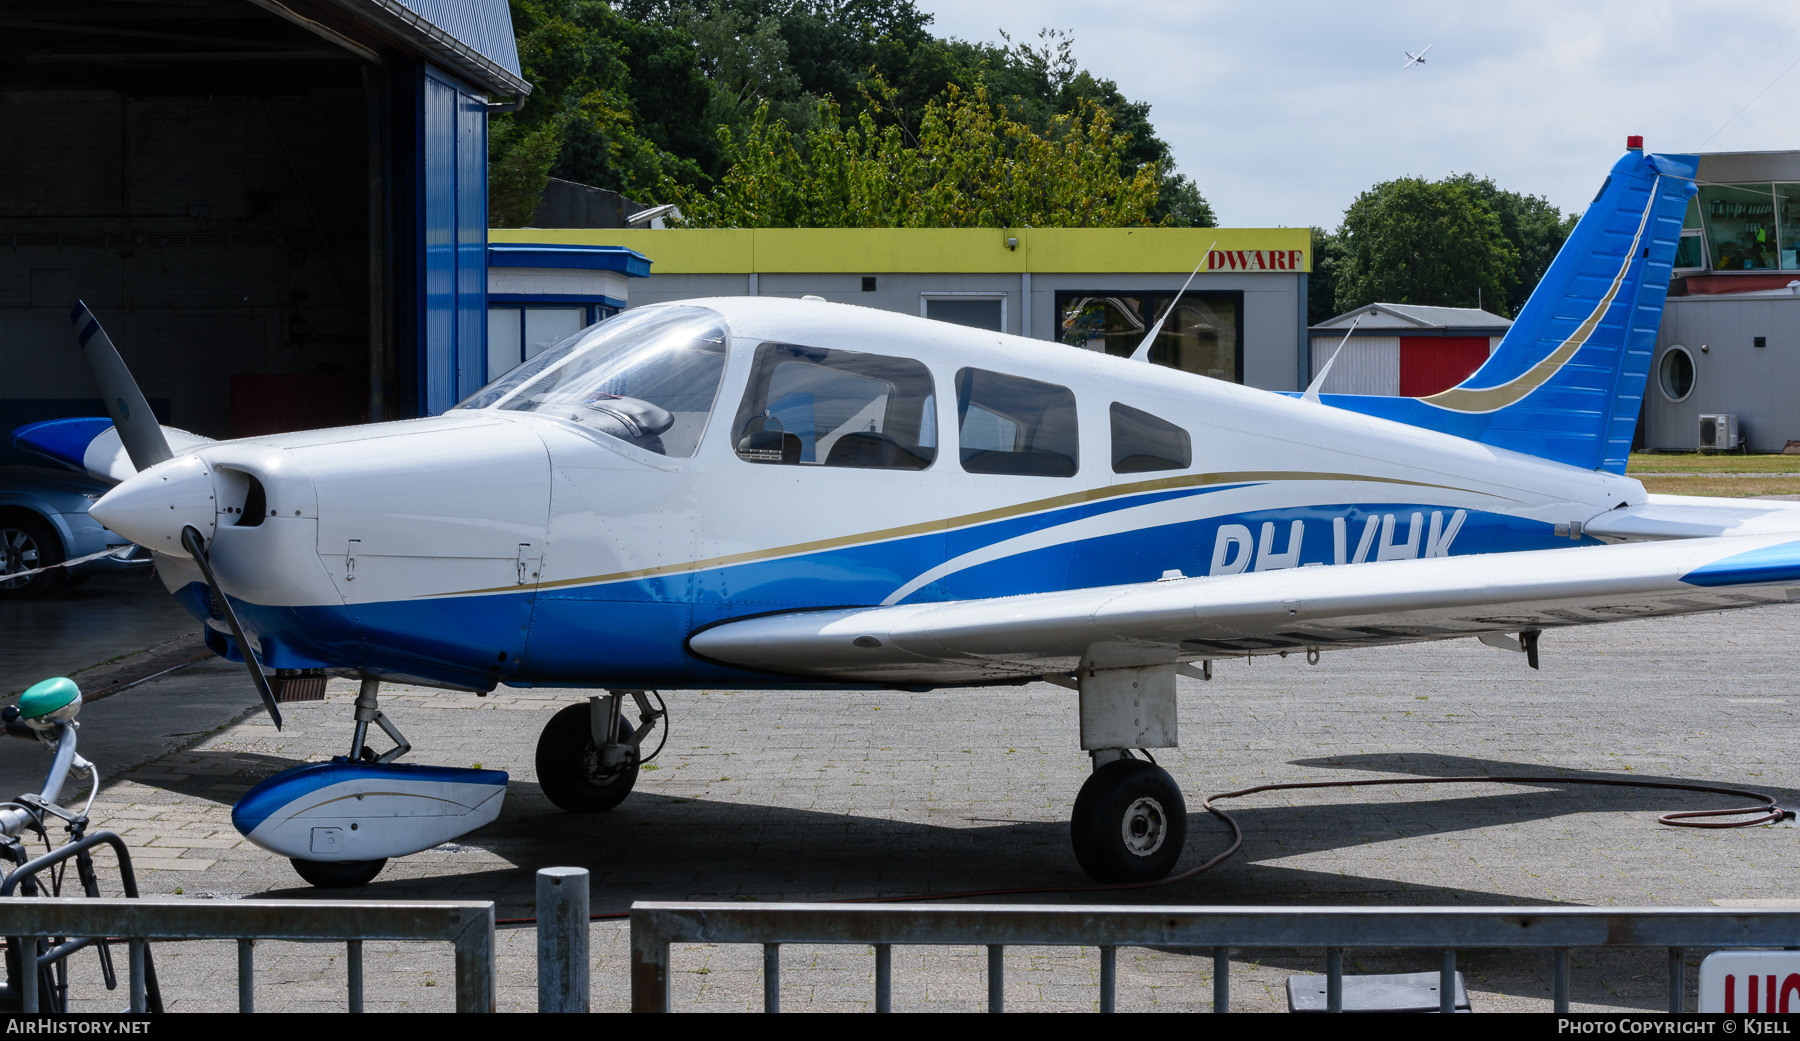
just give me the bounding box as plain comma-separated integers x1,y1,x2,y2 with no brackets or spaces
1129,241,1215,363
1301,314,1363,404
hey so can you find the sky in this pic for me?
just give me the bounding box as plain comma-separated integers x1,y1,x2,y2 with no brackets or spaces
912,0,1800,229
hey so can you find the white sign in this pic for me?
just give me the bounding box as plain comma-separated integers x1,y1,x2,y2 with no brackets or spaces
1700,951,1800,1013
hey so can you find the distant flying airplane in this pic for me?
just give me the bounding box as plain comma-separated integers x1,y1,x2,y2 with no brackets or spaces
22,143,1766,894
1402,44,1432,69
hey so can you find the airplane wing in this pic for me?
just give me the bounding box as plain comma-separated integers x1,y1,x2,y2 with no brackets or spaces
688,532,1800,686
12,416,212,484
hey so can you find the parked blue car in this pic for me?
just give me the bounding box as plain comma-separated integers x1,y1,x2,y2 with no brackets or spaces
0,464,149,598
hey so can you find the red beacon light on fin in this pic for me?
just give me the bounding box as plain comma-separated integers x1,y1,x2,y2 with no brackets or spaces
1627,135,1644,150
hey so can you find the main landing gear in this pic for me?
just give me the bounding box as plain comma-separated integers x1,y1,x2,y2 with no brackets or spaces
1071,753,1187,882
1063,661,1190,883
536,690,666,813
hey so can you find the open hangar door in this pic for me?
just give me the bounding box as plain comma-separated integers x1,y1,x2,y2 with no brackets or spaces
0,0,516,459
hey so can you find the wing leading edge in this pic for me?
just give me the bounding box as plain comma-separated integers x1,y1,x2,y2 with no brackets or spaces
687,534,1800,686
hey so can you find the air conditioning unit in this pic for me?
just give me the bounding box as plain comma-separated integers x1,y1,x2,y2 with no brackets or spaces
1699,413,1740,452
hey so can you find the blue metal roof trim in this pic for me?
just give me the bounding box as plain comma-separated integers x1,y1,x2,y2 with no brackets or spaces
330,0,527,94
488,243,652,277
390,0,521,77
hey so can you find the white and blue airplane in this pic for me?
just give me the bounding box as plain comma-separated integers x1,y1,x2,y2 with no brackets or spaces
19,144,1800,888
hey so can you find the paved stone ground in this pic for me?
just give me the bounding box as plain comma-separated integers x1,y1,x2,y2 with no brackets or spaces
1,570,200,699
25,605,1800,1012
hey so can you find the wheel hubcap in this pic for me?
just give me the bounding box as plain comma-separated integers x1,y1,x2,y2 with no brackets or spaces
582,742,629,785
1120,795,1167,856
0,529,38,588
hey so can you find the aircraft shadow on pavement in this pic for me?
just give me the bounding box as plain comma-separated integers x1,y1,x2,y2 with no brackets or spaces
133,747,1781,912
1283,750,1800,817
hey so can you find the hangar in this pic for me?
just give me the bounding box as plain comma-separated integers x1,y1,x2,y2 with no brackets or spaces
1,0,524,454
492,227,1315,392
1308,303,1512,398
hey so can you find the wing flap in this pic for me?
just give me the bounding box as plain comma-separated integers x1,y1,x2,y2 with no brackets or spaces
688,534,1800,685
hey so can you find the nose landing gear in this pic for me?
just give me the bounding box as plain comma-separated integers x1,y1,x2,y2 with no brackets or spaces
536,691,666,813
231,679,510,889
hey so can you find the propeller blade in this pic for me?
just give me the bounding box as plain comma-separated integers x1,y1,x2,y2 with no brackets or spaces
70,301,173,473
179,525,283,729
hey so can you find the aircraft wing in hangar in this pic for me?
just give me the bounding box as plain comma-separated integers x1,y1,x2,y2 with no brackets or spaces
687,530,1800,686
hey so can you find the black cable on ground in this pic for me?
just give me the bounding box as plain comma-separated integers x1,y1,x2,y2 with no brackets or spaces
495,773,1793,928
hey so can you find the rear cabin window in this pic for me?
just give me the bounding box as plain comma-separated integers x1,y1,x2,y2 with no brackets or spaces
1110,402,1192,473
732,343,937,470
955,368,1079,477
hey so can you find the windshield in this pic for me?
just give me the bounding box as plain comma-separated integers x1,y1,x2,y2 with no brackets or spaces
455,306,729,458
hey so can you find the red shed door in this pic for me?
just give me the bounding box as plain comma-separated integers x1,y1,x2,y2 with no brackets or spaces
1400,336,1491,397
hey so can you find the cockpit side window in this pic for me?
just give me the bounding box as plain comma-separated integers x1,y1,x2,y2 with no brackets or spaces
455,306,729,458
1109,402,1192,473
732,343,937,470
955,368,1078,477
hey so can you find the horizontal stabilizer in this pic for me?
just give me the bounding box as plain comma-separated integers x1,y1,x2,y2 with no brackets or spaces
13,416,212,483
1582,494,1800,541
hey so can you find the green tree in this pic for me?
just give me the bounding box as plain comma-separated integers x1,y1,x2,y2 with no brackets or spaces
1442,173,1578,312
494,1,1213,228
1307,226,1343,325
489,0,709,226
672,84,1162,228
1333,177,1516,316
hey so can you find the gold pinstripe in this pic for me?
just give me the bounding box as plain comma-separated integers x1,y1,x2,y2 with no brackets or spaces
425,469,1495,599
1419,180,1658,414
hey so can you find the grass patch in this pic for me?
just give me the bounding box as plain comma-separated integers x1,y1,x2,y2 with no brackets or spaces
1628,452,1800,474
1637,475,1800,497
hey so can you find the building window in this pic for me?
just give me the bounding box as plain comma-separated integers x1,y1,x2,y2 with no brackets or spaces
1778,184,1800,271
1674,229,1707,271
484,304,616,381
1699,183,1778,271
923,295,1005,332
1056,291,1243,382
1658,345,1695,403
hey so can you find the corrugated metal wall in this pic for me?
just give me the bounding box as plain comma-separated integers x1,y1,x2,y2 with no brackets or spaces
1399,336,1491,396
1310,335,1399,394
1647,294,1800,451
419,66,487,414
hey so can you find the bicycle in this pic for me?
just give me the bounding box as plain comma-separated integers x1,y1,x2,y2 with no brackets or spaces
0,676,161,1012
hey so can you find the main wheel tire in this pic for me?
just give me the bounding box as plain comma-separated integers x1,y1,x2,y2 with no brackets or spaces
0,514,61,599
1070,758,1187,883
536,702,640,812
290,857,387,888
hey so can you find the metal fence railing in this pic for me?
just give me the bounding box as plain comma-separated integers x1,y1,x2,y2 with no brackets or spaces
628,902,1800,1013
0,897,495,1013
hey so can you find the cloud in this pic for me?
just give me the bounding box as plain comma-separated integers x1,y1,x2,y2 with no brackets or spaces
915,0,1800,226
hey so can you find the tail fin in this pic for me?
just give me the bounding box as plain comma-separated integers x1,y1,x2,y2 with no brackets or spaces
1321,148,1696,473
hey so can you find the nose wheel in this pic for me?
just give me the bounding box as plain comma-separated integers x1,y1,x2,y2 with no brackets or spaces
1070,758,1187,883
